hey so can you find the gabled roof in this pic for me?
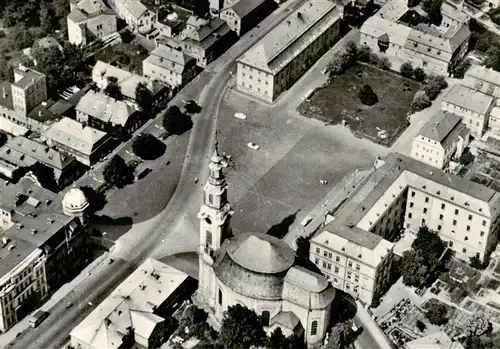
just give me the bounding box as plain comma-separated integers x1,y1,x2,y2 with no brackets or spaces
465,65,500,88
144,45,195,74
227,0,267,18
238,0,341,73
70,259,188,349
270,311,301,331
419,111,462,143
120,0,149,20
43,117,108,156
76,90,137,127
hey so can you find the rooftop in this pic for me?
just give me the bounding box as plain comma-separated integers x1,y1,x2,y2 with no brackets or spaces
238,0,341,74
49,99,75,117
13,66,45,90
442,84,494,115
465,65,500,88
419,111,462,143
227,0,267,18
27,99,57,123
0,177,57,217
43,117,108,156
76,90,137,127
145,45,195,74
70,259,189,349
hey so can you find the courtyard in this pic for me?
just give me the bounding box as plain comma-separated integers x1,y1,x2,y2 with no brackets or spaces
297,63,420,146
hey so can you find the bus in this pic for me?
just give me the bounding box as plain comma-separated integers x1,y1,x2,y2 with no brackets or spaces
29,310,50,328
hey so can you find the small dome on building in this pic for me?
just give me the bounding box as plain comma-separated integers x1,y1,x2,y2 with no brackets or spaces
62,188,89,215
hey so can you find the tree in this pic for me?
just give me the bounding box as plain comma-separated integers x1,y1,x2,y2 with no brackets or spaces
410,90,432,114
219,304,266,349
104,76,123,100
428,75,448,90
295,235,310,260
328,51,352,76
267,328,291,349
185,100,202,114
162,105,193,135
376,56,391,70
323,321,354,349
469,255,484,270
401,250,429,286
413,67,426,82
400,62,414,78
425,303,449,325
103,155,134,188
344,40,358,61
460,150,474,166
132,134,166,160
412,226,445,260
358,84,378,106
79,185,107,212
7,25,35,51
39,1,53,35
357,45,372,62
408,0,420,6
135,82,153,110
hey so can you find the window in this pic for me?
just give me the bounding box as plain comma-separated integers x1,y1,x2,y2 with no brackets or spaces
347,272,352,279
334,266,339,274
218,289,223,306
323,261,327,268
441,203,446,209
439,214,443,220
205,231,212,246
327,263,332,270
336,256,340,262
480,231,484,237
208,194,213,205
482,220,487,226
354,275,359,282
408,212,412,219
466,225,470,232
449,241,454,247
315,258,319,265
324,251,328,257
311,321,318,335
410,202,414,208
356,264,360,271
469,214,473,221
348,261,353,268
455,209,459,215
453,220,457,226
328,252,332,259
423,208,427,214
261,311,270,326
425,197,429,203
465,236,469,241
462,248,467,253
411,191,415,197
316,247,320,254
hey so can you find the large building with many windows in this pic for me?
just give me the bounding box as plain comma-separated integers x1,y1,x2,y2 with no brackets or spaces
236,0,342,102
310,153,500,305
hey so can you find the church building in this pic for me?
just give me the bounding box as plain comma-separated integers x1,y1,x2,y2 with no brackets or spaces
194,143,336,345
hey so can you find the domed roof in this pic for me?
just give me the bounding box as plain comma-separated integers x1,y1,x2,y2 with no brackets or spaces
213,233,296,300
62,188,88,210
226,233,295,274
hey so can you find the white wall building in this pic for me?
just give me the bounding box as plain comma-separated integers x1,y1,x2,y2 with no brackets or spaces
194,143,336,345
411,111,470,169
236,0,342,102
67,0,117,46
106,0,154,34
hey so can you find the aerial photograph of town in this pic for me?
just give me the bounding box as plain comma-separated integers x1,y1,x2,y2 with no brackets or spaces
3,0,500,348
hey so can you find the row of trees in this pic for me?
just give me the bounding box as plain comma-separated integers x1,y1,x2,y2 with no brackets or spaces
0,0,69,32
400,62,426,82
409,74,448,114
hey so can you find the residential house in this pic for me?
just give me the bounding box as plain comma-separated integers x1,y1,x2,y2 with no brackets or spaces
180,17,238,68
220,0,277,36
463,65,500,100
67,0,118,46
236,0,342,102
70,259,197,349
441,84,494,138
106,0,154,34
43,117,112,166
0,137,83,190
76,90,143,134
411,111,469,169
359,0,470,75
143,44,197,88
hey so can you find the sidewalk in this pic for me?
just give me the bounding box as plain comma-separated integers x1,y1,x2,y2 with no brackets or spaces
283,169,372,247
0,250,110,349
354,300,394,349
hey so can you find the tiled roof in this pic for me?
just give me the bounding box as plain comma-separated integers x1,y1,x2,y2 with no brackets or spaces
0,177,57,215
419,111,462,143
76,90,137,127
238,0,341,74
443,84,494,115
270,311,301,331
43,117,108,156
120,0,148,20
70,259,189,349
228,0,267,18
144,45,195,74
464,65,500,88
13,66,45,90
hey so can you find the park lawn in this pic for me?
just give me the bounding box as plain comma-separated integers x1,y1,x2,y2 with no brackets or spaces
299,63,420,146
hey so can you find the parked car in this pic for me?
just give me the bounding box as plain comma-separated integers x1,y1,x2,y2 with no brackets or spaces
301,215,314,227
234,113,247,120
66,302,73,309
247,142,260,150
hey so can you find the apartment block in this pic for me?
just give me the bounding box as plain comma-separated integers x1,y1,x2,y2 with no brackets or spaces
11,66,47,116
411,111,470,169
463,65,500,99
220,0,276,36
236,0,342,103
441,84,494,138
310,154,500,305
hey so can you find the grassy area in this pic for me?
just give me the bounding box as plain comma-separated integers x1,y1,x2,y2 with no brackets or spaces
487,278,500,290
298,63,419,146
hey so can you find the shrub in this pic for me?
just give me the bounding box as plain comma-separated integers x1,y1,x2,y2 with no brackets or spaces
400,62,414,78
132,134,166,160
162,106,193,135
376,56,391,70
357,45,372,62
368,52,380,66
426,303,449,325
358,84,378,106
410,90,432,114
408,0,420,6
460,150,475,166
327,51,352,76
469,255,484,270
414,67,426,82
423,83,442,100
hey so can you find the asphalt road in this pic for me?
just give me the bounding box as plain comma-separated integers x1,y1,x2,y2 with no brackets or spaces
7,1,309,348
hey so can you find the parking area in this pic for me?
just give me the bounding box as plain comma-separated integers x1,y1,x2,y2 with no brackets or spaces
217,85,387,236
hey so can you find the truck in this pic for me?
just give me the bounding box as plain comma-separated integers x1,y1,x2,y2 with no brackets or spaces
29,310,50,328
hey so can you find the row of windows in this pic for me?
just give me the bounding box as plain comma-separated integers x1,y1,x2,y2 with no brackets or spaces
409,190,487,216
315,258,361,283
316,247,362,270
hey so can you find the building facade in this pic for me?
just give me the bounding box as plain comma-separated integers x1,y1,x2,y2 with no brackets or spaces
220,0,276,36
67,0,117,46
441,85,494,138
11,66,47,117
236,0,342,102
410,112,469,169
463,65,500,99
106,0,154,34
143,44,197,88
195,143,336,345
359,0,470,75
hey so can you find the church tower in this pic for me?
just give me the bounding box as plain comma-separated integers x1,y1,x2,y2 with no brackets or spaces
197,141,233,308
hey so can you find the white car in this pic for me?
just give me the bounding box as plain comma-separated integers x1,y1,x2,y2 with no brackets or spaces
247,142,260,150
234,113,247,120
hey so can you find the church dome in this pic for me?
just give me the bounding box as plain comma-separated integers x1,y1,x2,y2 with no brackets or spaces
214,233,296,300
62,188,89,214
